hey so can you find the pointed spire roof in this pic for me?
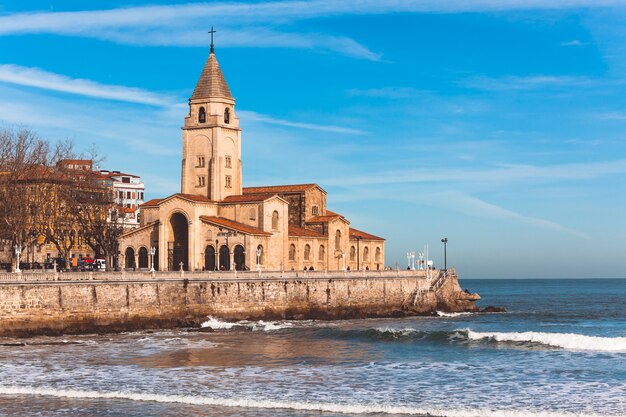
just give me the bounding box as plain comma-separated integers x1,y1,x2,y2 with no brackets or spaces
191,52,233,101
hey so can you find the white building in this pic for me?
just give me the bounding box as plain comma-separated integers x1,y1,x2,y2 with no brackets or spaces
99,170,145,228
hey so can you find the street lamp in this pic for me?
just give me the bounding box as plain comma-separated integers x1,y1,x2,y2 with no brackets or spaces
149,246,156,272
256,246,262,272
14,244,21,273
418,252,424,270
441,238,448,271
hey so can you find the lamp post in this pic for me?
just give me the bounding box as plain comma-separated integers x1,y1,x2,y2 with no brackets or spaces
441,238,448,271
14,244,21,273
341,251,346,272
149,246,156,272
256,247,262,272
215,239,219,271
418,252,424,270
356,236,361,271
406,252,411,270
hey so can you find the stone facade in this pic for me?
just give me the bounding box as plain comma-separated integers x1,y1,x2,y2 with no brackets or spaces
118,49,385,272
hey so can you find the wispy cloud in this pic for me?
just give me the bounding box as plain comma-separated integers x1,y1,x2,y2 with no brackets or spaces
597,111,626,120
0,64,171,106
238,110,367,135
1,1,623,59
433,191,590,238
462,75,601,91
561,39,590,46
347,87,427,98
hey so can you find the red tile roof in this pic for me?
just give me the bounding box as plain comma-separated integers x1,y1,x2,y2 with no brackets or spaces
176,193,213,203
222,193,272,203
119,221,159,238
140,198,163,208
243,184,322,194
288,225,326,238
349,227,385,241
200,216,271,236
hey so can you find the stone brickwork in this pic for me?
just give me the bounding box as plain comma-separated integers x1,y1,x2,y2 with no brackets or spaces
0,271,478,336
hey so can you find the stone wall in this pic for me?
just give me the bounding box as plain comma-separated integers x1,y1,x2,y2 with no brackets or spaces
0,271,478,337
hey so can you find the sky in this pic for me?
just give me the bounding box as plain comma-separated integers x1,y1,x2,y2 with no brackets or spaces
1,1,625,278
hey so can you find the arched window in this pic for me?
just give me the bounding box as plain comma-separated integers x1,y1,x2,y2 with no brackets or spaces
363,246,370,262
138,247,149,268
198,106,206,123
318,245,325,260
256,245,264,265
289,244,296,261
335,229,341,251
249,207,256,220
350,246,356,261
375,247,381,262
304,244,310,260
224,107,230,124
272,211,279,230
124,247,135,269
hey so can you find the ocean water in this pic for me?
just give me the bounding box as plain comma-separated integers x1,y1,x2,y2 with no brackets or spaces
0,278,625,417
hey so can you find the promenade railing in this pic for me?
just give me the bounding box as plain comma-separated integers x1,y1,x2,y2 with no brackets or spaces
0,268,440,283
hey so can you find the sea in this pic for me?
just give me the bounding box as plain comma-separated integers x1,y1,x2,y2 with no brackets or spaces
0,278,624,417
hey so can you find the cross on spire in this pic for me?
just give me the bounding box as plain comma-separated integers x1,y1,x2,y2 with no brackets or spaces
209,26,216,54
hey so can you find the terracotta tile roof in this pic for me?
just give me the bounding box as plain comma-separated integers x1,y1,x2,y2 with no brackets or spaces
176,193,213,203
222,193,271,203
243,184,320,194
288,225,326,238
325,209,341,217
120,221,158,238
191,53,233,100
349,227,385,241
140,198,163,208
200,216,271,236
107,172,140,178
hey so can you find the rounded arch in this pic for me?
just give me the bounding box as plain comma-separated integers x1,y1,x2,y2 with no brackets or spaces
304,244,310,260
256,245,264,265
219,245,230,270
224,107,230,124
375,247,381,262
335,229,342,251
205,245,216,271
234,245,245,271
198,106,206,123
363,246,370,262
138,247,149,269
289,244,296,261
124,247,135,269
350,245,356,261
169,212,189,271
272,211,279,230
318,245,325,261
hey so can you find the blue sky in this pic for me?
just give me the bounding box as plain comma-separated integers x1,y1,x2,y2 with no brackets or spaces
1,1,625,278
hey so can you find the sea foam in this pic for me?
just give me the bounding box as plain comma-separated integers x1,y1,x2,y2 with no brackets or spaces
437,311,474,318
466,330,626,352
0,385,614,417
200,316,294,331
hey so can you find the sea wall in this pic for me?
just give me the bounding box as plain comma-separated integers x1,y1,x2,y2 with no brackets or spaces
0,270,478,337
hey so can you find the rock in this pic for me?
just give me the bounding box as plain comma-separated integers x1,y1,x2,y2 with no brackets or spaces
481,306,506,313
190,326,214,333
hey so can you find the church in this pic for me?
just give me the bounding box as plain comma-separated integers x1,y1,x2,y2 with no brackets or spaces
118,44,385,272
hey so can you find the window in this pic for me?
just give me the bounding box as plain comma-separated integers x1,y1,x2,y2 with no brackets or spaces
225,155,232,168
364,247,370,262
257,245,264,265
132,192,136,199
304,244,310,260
126,203,131,208
375,247,381,262
139,192,144,200
272,211,279,229
198,176,205,187
224,107,230,124
249,208,256,220
312,205,319,215
127,191,131,199
199,106,206,123
335,229,341,251
197,156,205,168
122,177,130,183
118,191,123,200
225,175,232,188
318,245,325,260
289,244,296,261
350,246,356,261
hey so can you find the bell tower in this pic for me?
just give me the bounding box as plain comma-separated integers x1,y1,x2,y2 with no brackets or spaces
181,29,242,201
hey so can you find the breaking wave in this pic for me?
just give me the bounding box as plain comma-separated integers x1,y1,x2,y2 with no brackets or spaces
0,385,613,417
466,330,626,352
200,317,294,332
436,311,474,318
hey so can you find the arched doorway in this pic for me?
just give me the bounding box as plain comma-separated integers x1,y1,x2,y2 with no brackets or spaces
234,245,245,271
219,245,230,271
138,247,149,269
125,247,135,269
169,213,188,271
205,245,216,271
